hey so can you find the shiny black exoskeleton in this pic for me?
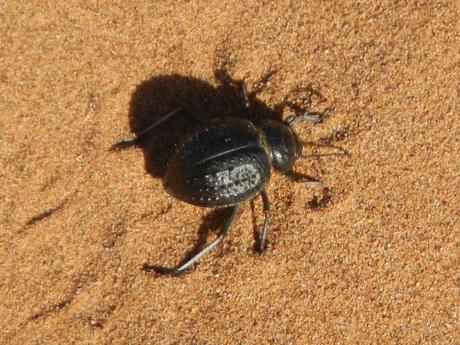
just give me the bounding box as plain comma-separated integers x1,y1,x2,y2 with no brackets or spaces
113,82,328,275
163,118,301,208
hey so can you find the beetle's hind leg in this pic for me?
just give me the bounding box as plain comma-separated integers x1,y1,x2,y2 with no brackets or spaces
111,108,182,149
256,189,271,252
147,205,240,276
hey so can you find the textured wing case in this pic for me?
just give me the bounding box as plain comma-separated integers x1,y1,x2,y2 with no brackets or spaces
163,119,271,207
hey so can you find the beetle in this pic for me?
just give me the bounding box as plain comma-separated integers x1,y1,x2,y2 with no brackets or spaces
113,80,335,275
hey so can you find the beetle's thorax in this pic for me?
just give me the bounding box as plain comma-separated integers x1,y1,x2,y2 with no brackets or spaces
259,119,302,173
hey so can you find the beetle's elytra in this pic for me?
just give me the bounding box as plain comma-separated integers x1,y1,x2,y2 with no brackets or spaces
164,118,271,208
113,78,334,275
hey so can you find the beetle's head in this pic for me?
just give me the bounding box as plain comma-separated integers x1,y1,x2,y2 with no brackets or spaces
261,119,303,173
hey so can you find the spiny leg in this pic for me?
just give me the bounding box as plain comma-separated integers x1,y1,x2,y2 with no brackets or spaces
111,107,182,149
243,70,278,108
151,205,240,276
257,189,271,252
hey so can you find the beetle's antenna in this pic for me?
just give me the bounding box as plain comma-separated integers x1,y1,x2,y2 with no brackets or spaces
302,152,348,159
111,108,182,149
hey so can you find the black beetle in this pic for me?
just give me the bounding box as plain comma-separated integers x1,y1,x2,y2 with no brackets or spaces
113,80,335,275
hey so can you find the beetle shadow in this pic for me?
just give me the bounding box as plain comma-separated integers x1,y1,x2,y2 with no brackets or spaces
122,70,279,178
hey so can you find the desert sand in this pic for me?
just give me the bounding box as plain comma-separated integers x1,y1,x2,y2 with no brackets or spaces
1,1,459,344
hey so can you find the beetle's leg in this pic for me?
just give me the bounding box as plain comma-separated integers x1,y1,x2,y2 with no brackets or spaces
285,171,326,188
285,108,332,125
241,80,251,108
257,189,271,252
150,205,240,276
111,108,182,149
241,70,278,109
172,205,239,275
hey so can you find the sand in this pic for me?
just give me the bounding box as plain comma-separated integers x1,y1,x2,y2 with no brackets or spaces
1,1,459,344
